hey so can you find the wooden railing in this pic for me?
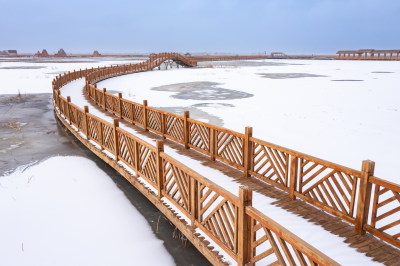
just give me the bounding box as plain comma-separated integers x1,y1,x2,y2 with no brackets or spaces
52,53,340,265
335,55,400,60
76,52,400,250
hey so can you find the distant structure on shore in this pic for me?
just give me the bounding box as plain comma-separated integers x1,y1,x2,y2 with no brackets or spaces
93,50,101,56
55,48,67,57
35,49,49,57
270,52,288,58
336,49,400,60
34,48,68,57
0,50,17,56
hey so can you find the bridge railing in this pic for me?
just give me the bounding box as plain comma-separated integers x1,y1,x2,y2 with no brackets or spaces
75,53,400,249
52,53,340,265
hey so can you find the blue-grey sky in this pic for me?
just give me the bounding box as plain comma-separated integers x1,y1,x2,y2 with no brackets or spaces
1,0,399,54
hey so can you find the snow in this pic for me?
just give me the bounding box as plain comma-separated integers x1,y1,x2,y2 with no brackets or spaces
60,79,382,265
97,59,400,183
0,156,175,266
0,57,143,95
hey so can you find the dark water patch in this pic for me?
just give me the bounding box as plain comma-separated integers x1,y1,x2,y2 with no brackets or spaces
331,79,364,82
158,106,224,126
258,73,327,79
152,81,253,101
191,103,234,108
371,71,394,74
0,66,46,69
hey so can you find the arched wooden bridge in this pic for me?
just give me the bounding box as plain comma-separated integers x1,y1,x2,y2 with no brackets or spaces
52,53,400,265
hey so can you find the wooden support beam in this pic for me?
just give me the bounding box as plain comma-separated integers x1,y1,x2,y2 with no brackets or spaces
238,186,252,266
103,88,107,110
143,100,148,131
66,96,72,125
156,140,164,199
210,128,216,161
118,92,123,119
113,119,119,161
289,156,299,200
184,111,190,149
244,127,253,177
84,106,89,139
355,160,375,234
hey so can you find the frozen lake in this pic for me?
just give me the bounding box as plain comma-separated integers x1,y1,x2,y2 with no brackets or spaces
97,59,400,183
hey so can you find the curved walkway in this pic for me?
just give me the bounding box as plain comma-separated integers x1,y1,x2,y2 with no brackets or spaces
53,53,400,265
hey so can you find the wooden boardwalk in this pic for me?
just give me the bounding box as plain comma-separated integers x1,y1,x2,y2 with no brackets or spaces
88,101,400,265
52,53,400,265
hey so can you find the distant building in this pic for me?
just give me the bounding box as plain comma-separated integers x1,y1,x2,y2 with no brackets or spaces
93,50,101,56
0,50,18,56
55,48,67,57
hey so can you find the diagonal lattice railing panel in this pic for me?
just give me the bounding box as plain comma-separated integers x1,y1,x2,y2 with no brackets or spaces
87,116,101,144
137,143,157,187
165,114,184,143
121,100,132,121
367,177,400,247
297,158,360,222
163,158,191,217
69,104,86,133
102,122,115,153
147,109,162,133
110,96,119,113
117,130,136,168
198,181,238,256
105,94,113,110
251,139,290,189
133,104,144,126
216,130,244,169
189,121,210,154
247,207,339,266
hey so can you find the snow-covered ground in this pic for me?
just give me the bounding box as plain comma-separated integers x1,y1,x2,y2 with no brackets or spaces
97,59,400,183
0,57,143,94
0,156,174,266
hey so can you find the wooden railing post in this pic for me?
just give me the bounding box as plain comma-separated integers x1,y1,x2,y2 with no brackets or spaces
84,106,89,139
66,96,72,125
210,128,216,161
103,88,107,110
355,160,375,234
134,141,140,175
289,156,299,200
244,127,253,177
238,186,252,266
184,111,189,149
131,103,136,125
156,140,164,199
161,113,166,139
143,100,148,131
113,119,119,161
190,177,198,229
118,92,123,119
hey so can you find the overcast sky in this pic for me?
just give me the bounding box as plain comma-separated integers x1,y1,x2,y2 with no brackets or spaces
1,0,399,54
